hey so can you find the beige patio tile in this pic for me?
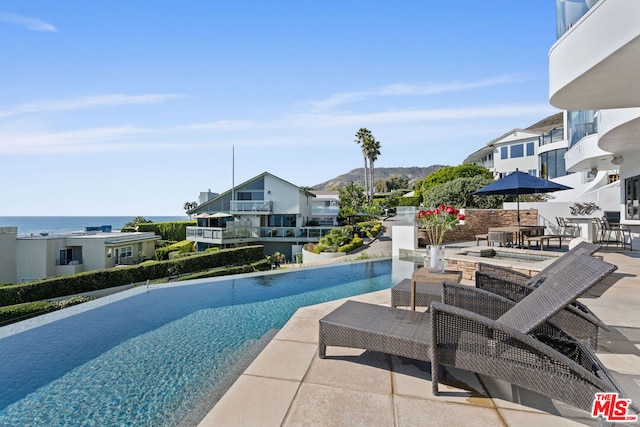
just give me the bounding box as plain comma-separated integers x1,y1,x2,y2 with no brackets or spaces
244,340,317,381
497,407,593,426
596,353,640,375
390,357,492,407
198,375,299,427
394,395,503,426
274,314,320,343
305,347,392,395
282,382,394,427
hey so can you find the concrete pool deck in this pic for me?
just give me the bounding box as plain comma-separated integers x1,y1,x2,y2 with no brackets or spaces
199,248,640,426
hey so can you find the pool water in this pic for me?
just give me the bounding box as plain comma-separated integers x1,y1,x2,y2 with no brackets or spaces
0,260,392,426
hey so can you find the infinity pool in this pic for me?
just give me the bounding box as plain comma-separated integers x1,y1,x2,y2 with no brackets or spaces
0,260,393,426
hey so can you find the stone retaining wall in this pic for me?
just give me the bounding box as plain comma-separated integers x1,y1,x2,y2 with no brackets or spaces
418,208,538,247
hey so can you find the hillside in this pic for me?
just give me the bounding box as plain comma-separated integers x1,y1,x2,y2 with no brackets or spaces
525,112,563,133
312,166,445,190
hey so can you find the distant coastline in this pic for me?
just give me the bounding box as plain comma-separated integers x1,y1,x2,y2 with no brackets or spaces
0,216,189,236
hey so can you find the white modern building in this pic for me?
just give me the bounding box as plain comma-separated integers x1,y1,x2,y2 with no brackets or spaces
0,226,160,284
464,114,569,182
548,0,640,241
466,129,543,179
186,172,338,261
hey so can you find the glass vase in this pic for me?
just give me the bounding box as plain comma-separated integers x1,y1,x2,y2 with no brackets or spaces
425,245,446,273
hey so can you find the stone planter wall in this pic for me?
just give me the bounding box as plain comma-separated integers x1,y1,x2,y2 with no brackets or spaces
301,248,347,263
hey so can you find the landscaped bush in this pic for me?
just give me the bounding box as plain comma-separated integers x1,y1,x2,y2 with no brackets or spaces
318,226,353,251
137,221,196,241
397,196,421,207
355,220,382,238
0,245,265,306
338,235,364,252
155,239,194,260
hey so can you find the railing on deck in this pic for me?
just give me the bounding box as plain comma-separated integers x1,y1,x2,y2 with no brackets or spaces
186,226,335,244
230,200,272,213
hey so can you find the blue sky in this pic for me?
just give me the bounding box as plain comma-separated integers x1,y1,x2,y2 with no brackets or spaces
0,1,560,216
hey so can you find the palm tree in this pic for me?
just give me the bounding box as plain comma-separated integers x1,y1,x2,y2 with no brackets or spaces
183,201,198,219
354,128,372,199
364,137,381,202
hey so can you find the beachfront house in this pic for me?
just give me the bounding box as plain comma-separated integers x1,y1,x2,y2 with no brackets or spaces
0,226,160,284
186,172,338,261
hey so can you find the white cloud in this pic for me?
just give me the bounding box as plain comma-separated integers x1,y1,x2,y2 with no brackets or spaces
0,94,186,118
0,102,556,154
0,12,57,32
308,74,532,111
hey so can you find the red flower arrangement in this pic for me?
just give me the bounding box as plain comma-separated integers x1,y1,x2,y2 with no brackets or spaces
416,204,465,245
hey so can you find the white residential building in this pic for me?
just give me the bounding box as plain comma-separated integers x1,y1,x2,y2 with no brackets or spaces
0,226,160,284
186,172,338,261
464,117,568,181
547,0,639,242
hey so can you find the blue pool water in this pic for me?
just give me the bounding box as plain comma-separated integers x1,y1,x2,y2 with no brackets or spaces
0,260,393,426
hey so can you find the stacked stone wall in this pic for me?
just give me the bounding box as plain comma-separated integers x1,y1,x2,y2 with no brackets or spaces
418,208,538,247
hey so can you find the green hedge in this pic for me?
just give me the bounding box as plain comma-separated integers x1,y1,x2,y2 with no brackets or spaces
0,297,92,325
397,196,421,207
175,260,271,281
0,245,265,306
155,239,194,260
137,221,196,241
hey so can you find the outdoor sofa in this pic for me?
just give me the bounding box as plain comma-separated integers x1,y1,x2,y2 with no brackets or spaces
319,254,638,415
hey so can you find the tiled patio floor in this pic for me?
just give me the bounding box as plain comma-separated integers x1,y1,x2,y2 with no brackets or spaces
199,249,640,426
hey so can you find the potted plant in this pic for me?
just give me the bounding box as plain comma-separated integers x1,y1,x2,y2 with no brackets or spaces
416,205,465,272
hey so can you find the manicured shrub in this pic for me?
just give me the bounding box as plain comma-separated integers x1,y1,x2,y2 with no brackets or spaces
137,221,196,241
338,235,364,253
355,220,382,238
155,239,194,260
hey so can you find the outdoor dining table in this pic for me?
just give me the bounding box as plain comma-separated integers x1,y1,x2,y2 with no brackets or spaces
488,225,545,247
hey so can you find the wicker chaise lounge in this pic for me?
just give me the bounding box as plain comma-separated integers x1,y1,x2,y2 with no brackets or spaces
475,241,607,349
319,254,636,415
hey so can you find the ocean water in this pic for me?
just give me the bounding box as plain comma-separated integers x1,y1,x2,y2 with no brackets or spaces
0,216,189,236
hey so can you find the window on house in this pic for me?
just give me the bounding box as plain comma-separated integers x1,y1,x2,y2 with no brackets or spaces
625,175,640,220
539,148,569,179
528,169,537,177
500,147,508,160
59,248,73,265
526,142,535,156
268,215,297,227
120,245,133,258
510,144,524,158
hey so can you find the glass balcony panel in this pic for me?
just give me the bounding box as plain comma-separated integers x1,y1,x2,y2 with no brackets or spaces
556,0,599,39
230,200,272,213
568,110,597,147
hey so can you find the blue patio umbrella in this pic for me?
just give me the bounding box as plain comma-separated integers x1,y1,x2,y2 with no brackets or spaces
473,170,573,225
